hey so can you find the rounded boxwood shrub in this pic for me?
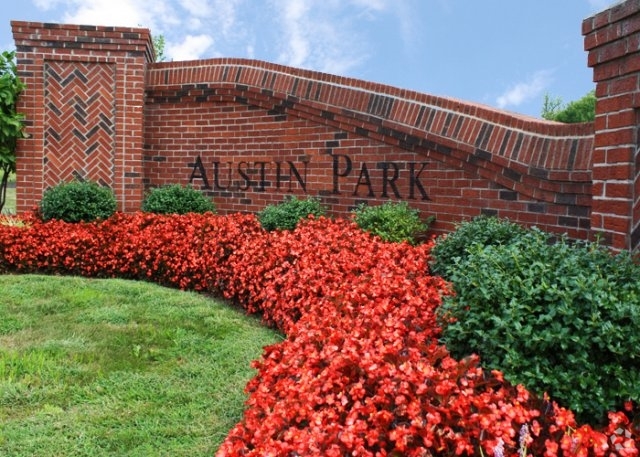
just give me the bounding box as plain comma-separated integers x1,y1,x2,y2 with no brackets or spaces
429,215,528,278
351,201,432,245
437,228,640,424
258,196,326,231
40,180,117,223
141,184,215,215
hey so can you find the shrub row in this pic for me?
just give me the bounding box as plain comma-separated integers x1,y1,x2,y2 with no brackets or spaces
259,196,433,245
0,213,637,456
39,181,431,247
40,181,215,222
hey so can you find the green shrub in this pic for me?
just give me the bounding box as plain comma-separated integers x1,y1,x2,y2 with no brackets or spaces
437,228,640,424
351,201,431,245
429,215,528,278
141,184,215,215
40,180,117,223
258,196,326,231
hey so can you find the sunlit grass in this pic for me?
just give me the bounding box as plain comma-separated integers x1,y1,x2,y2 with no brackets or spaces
0,274,281,456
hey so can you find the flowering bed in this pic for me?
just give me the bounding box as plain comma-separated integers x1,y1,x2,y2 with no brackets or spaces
0,212,638,456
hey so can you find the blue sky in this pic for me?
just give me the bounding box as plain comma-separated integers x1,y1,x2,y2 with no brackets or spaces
0,0,620,118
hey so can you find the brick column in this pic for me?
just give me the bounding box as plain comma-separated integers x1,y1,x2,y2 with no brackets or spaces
11,21,153,213
584,0,640,251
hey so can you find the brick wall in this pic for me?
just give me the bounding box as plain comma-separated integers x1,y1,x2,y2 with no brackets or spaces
11,21,153,212
10,1,640,249
144,59,593,238
583,0,640,250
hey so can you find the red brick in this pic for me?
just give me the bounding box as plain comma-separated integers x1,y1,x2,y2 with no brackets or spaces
593,59,622,80
609,73,640,94
606,109,636,129
601,214,631,234
605,181,633,199
593,163,634,180
594,127,635,148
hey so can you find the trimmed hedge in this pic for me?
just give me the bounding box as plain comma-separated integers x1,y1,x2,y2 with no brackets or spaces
436,218,640,424
351,201,432,245
429,215,528,278
141,184,216,214
39,180,117,223
257,195,325,231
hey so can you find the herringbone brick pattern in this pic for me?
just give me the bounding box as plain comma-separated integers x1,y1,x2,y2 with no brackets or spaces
44,61,116,188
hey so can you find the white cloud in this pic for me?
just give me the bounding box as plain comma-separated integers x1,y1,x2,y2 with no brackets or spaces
274,0,367,74
211,0,242,38
348,0,421,59
30,0,250,62
276,0,310,67
166,34,214,60
349,0,388,11
178,0,214,17
185,17,203,31
587,0,623,12
177,0,242,36
393,1,420,52
63,1,145,27
33,0,180,33
496,70,553,109
348,0,389,18
33,0,63,9
57,0,179,31
246,44,255,59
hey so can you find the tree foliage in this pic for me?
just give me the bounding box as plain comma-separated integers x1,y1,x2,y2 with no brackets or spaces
152,34,166,62
0,50,26,213
541,90,596,123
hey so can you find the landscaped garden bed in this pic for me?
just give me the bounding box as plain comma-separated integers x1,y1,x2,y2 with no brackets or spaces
0,211,638,456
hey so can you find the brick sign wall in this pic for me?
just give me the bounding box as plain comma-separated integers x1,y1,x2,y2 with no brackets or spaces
144,61,593,240
11,0,640,250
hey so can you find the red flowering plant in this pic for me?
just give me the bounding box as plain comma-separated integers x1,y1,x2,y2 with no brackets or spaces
0,212,637,456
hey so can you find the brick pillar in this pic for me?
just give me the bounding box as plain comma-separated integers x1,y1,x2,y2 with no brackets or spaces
584,0,640,251
11,21,153,213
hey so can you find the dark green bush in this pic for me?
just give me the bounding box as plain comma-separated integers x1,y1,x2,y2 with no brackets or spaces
437,228,640,424
40,180,117,223
351,201,431,245
141,184,215,215
258,196,326,231
429,215,528,278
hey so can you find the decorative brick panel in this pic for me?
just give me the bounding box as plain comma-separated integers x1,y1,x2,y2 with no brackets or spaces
44,60,116,188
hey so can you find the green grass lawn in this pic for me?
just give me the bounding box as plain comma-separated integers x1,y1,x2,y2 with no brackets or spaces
0,274,281,456
1,171,16,214
2,186,16,214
